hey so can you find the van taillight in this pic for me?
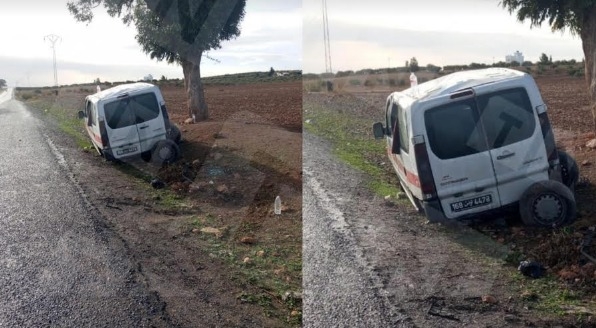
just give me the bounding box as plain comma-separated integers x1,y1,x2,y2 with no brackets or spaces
538,112,558,164
413,136,437,200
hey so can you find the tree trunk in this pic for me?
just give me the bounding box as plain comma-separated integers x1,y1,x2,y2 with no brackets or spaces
580,6,596,133
181,52,208,121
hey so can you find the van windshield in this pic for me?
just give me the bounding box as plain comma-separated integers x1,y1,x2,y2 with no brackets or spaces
425,87,535,160
104,92,160,129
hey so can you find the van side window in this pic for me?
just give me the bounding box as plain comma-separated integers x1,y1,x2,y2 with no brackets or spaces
477,88,535,149
397,105,409,153
85,101,93,126
91,104,97,126
425,99,487,160
132,92,160,124
385,101,395,135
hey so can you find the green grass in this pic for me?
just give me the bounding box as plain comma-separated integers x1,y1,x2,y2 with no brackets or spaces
189,215,302,325
512,273,586,316
303,103,402,199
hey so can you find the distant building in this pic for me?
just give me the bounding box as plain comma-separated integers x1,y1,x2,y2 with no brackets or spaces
506,51,524,65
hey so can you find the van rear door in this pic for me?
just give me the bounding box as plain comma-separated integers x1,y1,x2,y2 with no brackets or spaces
103,97,142,159
422,93,501,218
130,92,166,152
474,86,548,206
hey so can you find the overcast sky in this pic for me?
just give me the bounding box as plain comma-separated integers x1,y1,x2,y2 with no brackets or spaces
303,0,585,73
0,0,301,87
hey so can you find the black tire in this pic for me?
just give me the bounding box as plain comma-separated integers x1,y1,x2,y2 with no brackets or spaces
167,124,182,144
140,151,152,162
519,180,577,227
558,150,579,192
151,139,180,166
100,149,117,162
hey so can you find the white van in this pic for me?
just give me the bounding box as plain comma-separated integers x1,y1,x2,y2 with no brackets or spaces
373,68,579,227
78,82,181,165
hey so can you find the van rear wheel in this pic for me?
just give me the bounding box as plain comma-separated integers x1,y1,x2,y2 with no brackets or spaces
519,180,576,227
151,140,180,166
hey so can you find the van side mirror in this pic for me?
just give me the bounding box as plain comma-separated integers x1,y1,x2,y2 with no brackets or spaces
372,122,385,139
78,111,85,119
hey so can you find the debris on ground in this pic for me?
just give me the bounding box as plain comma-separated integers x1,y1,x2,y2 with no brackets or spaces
151,178,165,189
518,260,546,279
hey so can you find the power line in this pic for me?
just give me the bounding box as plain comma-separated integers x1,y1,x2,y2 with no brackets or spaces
322,0,332,74
44,34,61,86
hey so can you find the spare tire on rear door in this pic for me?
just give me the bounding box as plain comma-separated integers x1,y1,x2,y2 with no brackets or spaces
151,139,180,166
519,180,576,227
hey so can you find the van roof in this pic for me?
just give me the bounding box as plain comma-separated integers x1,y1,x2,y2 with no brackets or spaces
86,82,158,103
397,68,526,101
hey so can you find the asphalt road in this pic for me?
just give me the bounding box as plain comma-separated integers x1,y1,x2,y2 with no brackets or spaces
0,90,170,327
302,132,407,328
302,131,517,328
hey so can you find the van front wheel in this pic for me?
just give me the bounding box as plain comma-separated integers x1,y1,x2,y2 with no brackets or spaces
151,140,180,166
519,180,576,227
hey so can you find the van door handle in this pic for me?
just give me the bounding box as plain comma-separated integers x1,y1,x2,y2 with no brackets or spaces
475,187,485,192
497,152,515,160
139,125,148,129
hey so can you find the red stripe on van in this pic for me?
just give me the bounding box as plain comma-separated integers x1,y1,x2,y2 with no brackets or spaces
86,125,102,145
386,148,421,188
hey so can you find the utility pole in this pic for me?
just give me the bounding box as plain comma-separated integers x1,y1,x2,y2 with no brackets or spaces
322,0,332,74
44,34,61,86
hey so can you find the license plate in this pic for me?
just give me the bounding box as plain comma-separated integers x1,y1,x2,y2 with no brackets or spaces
450,194,492,212
116,146,138,156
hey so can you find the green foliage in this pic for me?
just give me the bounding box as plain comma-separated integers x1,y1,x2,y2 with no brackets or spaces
268,67,275,77
500,0,592,34
0,79,6,88
409,57,419,72
469,62,489,69
335,70,354,78
68,0,247,120
426,63,441,73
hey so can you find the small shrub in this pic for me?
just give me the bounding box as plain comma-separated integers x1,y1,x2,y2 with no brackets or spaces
34,89,42,94
21,93,33,100
349,79,361,86
397,79,406,86
388,78,397,86
363,77,377,87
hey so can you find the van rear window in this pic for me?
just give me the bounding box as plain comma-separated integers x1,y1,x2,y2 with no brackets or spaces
476,88,535,149
104,92,160,129
425,88,536,160
425,99,487,160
